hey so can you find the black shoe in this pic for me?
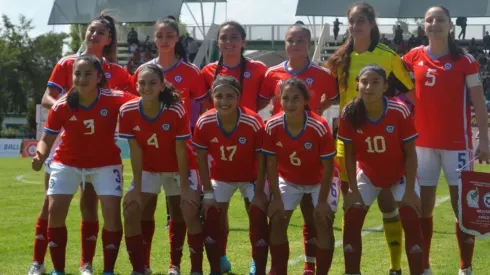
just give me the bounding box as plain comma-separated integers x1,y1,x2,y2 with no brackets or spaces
389,270,402,275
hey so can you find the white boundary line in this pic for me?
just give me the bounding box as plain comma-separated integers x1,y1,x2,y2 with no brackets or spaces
288,196,451,266
15,174,42,185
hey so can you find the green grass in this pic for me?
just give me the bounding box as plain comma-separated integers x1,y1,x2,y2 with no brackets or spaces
0,158,489,275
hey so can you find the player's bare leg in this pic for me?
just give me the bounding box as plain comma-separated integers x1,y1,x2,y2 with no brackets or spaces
167,195,187,275
420,186,437,273
377,189,403,275
47,194,74,274
269,210,294,275
141,195,157,272
79,183,99,275
299,194,316,274
29,173,50,275
181,189,204,275
314,205,335,275
99,195,123,274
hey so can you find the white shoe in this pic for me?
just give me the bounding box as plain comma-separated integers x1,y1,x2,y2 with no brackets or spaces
79,263,94,275
459,267,473,275
167,265,181,275
424,268,433,275
28,262,45,275
144,266,153,275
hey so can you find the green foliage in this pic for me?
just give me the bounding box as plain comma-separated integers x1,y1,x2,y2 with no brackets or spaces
0,127,21,138
69,24,87,54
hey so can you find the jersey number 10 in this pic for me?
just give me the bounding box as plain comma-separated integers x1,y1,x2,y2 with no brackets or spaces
365,136,386,153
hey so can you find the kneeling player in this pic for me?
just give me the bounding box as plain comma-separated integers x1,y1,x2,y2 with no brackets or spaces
119,64,203,275
193,75,269,275
263,78,339,275
338,65,424,275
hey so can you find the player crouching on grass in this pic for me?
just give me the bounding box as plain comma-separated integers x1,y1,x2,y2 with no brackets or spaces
192,75,269,275
263,78,340,275
338,65,425,275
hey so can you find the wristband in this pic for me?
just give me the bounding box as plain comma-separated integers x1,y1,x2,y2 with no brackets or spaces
203,193,214,200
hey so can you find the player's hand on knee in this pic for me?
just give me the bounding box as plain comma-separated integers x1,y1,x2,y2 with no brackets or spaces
181,187,200,208
201,193,218,220
267,197,285,219
400,189,421,216
251,191,268,213
314,200,334,225
343,191,364,211
123,190,141,213
477,142,490,164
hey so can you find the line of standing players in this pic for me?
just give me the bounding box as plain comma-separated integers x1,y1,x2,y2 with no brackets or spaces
29,3,489,275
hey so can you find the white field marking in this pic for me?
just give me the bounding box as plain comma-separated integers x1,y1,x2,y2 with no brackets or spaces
287,195,451,266
15,174,42,184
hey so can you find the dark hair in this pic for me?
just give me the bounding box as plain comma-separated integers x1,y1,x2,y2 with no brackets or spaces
428,6,465,60
67,55,107,110
214,21,247,93
154,17,188,62
279,78,311,111
286,23,312,41
326,2,380,91
211,75,241,94
137,64,181,108
90,13,118,63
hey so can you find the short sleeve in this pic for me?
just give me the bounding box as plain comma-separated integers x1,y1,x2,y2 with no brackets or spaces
337,114,354,143
323,70,339,101
254,116,265,152
318,120,337,159
115,91,138,107
391,54,414,91
118,109,135,139
464,54,482,88
44,106,64,135
192,122,208,150
47,62,69,93
401,50,414,72
175,109,191,140
112,66,132,91
191,72,209,101
259,71,275,100
200,66,213,92
399,111,418,143
261,122,277,155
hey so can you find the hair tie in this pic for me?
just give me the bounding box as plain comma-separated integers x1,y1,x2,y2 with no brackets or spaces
212,84,240,94
358,65,387,80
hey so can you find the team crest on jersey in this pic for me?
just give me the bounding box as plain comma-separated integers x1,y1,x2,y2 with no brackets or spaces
444,63,452,70
162,124,170,131
100,109,108,117
243,71,251,78
304,141,313,150
104,72,112,79
174,75,183,83
385,125,395,134
483,193,490,209
305,78,314,85
238,137,247,144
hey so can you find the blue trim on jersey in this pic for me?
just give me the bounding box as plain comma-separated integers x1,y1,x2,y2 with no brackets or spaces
403,133,418,143
320,151,337,159
217,107,241,137
283,59,311,76
119,133,135,139
222,62,241,70
47,81,64,93
255,148,262,153
367,97,388,125
44,127,60,135
425,46,450,60
329,93,340,101
283,111,308,140
138,98,165,123
194,91,209,101
262,149,276,156
154,58,183,73
176,134,191,140
337,135,352,143
78,89,101,110
192,141,208,150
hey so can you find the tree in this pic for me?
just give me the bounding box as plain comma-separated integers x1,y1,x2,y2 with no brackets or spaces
69,24,87,54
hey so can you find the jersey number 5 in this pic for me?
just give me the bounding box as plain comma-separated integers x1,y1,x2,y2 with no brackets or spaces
425,68,437,87
220,145,237,161
83,119,95,135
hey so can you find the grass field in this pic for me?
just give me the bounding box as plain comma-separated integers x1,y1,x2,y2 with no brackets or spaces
0,158,489,275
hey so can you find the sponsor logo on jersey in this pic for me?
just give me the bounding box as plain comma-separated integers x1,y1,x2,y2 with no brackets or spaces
483,192,490,209
356,129,363,134
100,109,108,116
276,141,283,147
174,75,183,83
444,62,452,70
385,125,395,134
104,72,112,79
211,137,219,143
304,141,313,150
133,126,140,131
306,78,314,85
69,115,77,121
162,124,170,131
417,61,424,66
238,137,247,144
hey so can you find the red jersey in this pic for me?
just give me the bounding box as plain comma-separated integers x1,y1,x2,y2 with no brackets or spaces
262,111,336,185
337,97,418,188
119,98,196,172
44,89,136,168
47,54,131,94
201,59,268,111
129,58,208,118
402,46,479,150
192,107,264,182
260,61,339,115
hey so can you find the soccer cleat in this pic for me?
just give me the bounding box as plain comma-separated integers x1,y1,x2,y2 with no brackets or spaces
220,256,231,273
79,263,94,275
459,267,473,275
144,266,152,275
389,270,401,275
249,260,256,275
167,265,181,275
50,271,66,275
28,262,45,275
424,268,433,275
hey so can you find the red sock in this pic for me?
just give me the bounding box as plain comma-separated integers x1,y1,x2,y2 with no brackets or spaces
399,207,425,275
187,233,204,273
102,229,122,273
47,226,67,272
303,224,316,272
81,220,99,267
169,220,187,267
250,206,269,275
270,242,289,275
315,247,334,275
203,207,221,273
33,218,48,264
420,216,433,269
141,220,155,268
343,207,367,274
456,221,475,269
125,235,145,273
218,229,229,257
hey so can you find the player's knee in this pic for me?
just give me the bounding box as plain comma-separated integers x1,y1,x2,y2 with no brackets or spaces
123,203,141,224
382,209,400,222
316,227,334,249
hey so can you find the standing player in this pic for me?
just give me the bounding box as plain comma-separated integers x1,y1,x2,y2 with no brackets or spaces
263,78,339,275
192,75,269,275
259,23,338,274
338,65,424,275
29,14,132,275
128,17,209,273
402,6,489,275
325,3,414,274
120,64,204,275
31,55,136,275
200,21,269,273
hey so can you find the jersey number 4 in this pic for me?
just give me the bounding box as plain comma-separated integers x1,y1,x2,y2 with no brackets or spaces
365,136,386,153
425,68,437,87
147,133,159,148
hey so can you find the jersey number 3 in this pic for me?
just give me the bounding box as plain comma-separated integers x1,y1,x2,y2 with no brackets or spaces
83,119,95,135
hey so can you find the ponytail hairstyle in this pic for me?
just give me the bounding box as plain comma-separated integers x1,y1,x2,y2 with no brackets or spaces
279,78,311,111
214,21,247,93
287,22,312,42
154,17,188,62
90,13,118,63
138,64,182,108
429,6,465,61
67,55,107,110
326,2,380,91
211,75,242,96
